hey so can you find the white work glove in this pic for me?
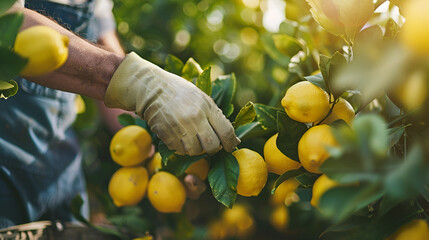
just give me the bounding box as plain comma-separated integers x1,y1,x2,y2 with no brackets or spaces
104,52,240,156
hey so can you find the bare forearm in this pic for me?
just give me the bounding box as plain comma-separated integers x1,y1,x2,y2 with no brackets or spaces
15,7,124,101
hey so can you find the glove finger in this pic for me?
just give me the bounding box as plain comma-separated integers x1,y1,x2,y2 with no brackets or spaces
150,120,186,155
181,133,204,156
196,121,222,154
208,109,241,152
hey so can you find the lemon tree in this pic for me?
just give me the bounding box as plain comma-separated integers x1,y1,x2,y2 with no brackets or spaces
71,0,429,239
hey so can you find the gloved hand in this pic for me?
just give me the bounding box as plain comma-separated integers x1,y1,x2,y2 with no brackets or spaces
104,52,240,156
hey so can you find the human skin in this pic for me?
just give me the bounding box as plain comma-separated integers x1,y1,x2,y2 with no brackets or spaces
10,6,124,101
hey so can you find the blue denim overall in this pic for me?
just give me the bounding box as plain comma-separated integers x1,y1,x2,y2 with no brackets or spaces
0,0,95,228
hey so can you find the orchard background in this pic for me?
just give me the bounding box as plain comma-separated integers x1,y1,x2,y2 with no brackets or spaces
1,0,429,239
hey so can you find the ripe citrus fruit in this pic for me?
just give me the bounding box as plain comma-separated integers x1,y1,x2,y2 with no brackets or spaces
14,26,69,76
222,204,255,238
232,148,268,197
185,158,209,180
147,171,186,213
298,125,338,173
320,98,355,125
264,133,302,175
108,166,149,207
281,81,330,123
400,0,429,55
270,178,300,206
388,71,427,111
270,205,289,232
110,125,152,167
386,219,429,240
310,174,339,207
147,152,162,175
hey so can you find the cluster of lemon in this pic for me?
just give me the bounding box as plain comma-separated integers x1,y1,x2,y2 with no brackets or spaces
108,125,210,213
264,80,355,211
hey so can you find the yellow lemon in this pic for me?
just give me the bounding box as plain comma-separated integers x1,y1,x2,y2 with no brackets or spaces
264,133,302,175
147,171,186,213
298,125,338,173
222,204,255,239
386,219,429,240
281,81,330,123
108,166,149,207
232,148,268,197
270,205,289,232
310,174,339,207
270,178,300,206
185,158,210,180
110,125,152,167
147,152,162,175
388,70,427,111
320,98,355,125
208,220,233,240
14,26,69,76
400,0,429,55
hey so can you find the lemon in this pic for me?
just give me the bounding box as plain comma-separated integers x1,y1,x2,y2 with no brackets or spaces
281,81,330,123
320,98,355,125
264,133,302,175
270,178,300,206
14,26,69,76
388,71,427,111
147,152,162,175
208,220,232,240
232,148,268,197
222,204,255,239
185,158,209,180
387,219,429,240
310,174,339,207
110,125,152,167
108,166,149,207
270,205,289,232
298,125,338,173
147,171,186,213
400,0,429,55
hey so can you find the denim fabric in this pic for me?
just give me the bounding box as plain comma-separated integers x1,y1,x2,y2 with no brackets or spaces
0,0,95,228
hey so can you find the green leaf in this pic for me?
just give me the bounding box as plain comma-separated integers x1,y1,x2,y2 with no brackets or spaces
319,52,347,98
276,111,308,162
261,33,291,67
271,167,306,194
208,150,239,208
353,114,389,160
162,153,207,177
117,113,136,126
0,0,16,15
0,79,17,99
164,54,184,75
234,101,256,128
385,145,429,200
196,66,212,95
321,200,424,240
0,47,27,81
210,73,236,117
319,182,385,223
0,12,23,48
272,34,303,57
234,104,281,141
158,141,176,166
295,172,320,188
304,73,327,92
181,58,202,82
388,125,408,149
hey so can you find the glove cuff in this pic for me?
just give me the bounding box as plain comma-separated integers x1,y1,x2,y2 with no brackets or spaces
105,52,155,111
